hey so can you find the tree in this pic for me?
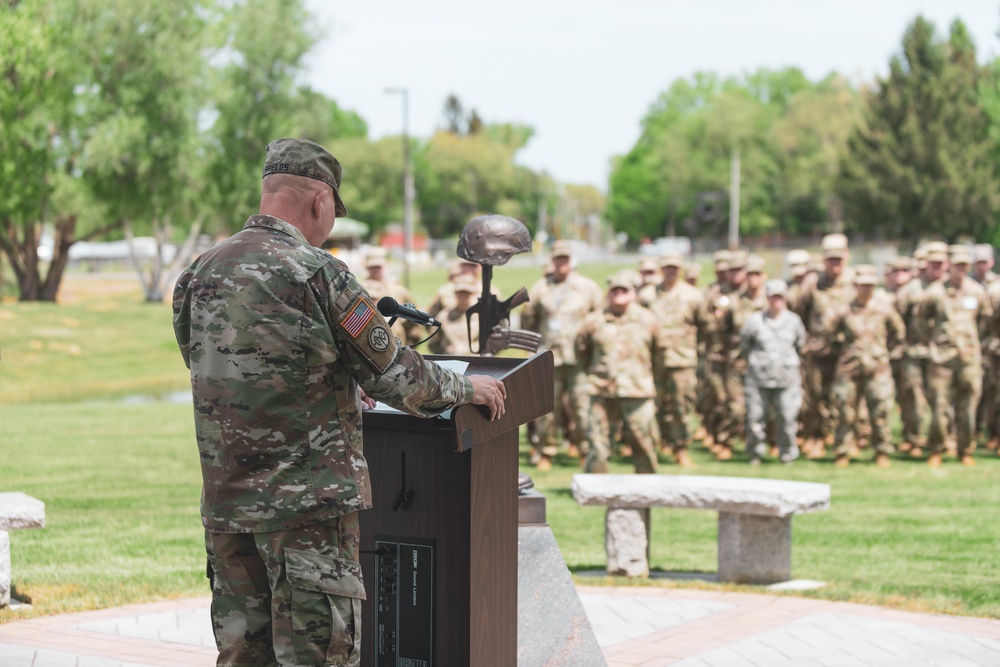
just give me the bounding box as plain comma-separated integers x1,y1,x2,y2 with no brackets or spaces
839,17,999,241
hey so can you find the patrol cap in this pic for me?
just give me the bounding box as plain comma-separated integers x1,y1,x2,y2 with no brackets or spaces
746,255,766,274
853,264,878,285
452,274,478,294
925,241,949,263
791,264,808,278
728,251,748,270
365,254,387,269
606,269,640,291
766,279,787,298
886,257,912,273
785,249,810,267
950,247,972,266
638,257,659,273
807,254,824,273
551,240,575,259
660,253,684,268
974,244,994,262
263,138,348,217
685,262,702,278
822,233,849,259
713,250,732,271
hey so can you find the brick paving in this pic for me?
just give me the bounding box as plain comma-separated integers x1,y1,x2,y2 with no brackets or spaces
1,586,999,666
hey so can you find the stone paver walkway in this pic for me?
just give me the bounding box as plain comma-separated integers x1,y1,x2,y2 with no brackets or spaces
1,586,999,666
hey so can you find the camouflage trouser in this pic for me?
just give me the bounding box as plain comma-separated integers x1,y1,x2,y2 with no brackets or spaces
833,371,894,456
802,354,838,442
927,361,982,457
745,379,801,462
654,366,697,453
205,513,364,667
899,356,930,447
534,365,588,457
583,396,660,474
709,360,745,447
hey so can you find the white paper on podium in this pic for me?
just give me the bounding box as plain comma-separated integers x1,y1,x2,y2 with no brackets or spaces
370,359,470,417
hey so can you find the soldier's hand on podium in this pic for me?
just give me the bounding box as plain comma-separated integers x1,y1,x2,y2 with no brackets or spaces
469,375,507,421
358,388,377,410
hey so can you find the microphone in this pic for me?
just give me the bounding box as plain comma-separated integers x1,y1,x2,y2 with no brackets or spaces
377,296,441,327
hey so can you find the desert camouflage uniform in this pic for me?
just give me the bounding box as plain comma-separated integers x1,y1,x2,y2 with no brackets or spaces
428,301,477,356
173,215,472,666
703,281,736,445
575,302,660,473
894,276,934,449
639,280,711,455
830,297,905,457
985,280,1000,445
521,271,604,458
740,308,806,462
794,270,856,444
921,277,993,457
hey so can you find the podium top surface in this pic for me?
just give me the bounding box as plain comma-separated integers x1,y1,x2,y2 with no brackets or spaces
363,350,554,451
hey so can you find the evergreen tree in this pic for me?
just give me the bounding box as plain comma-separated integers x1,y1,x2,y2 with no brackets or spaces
839,17,999,242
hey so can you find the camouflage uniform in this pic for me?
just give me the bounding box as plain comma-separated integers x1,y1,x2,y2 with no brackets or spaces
575,294,660,474
829,288,905,459
360,272,422,346
521,267,604,460
739,287,806,463
894,273,934,450
921,273,992,458
794,267,856,446
985,280,1000,447
428,276,478,356
639,267,711,459
173,211,472,666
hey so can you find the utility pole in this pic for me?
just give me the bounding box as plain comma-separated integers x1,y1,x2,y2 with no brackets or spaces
385,88,414,289
728,150,741,251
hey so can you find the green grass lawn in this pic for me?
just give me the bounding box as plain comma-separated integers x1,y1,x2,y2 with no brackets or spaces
1,267,999,623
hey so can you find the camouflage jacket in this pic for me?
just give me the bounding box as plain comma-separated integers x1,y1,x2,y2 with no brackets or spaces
521,271,604,367
988,280,1000,357
739,308,806,388
831,297,906,377
428,306,477,356
638,280,711,368
794,270,857,357
172,215,473,533
921,277,993,366
703,281,735,364
360,277,422,345
575,303,658,398
895,276,933,359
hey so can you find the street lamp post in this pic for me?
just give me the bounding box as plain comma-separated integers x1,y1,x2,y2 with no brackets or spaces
385,87,414,289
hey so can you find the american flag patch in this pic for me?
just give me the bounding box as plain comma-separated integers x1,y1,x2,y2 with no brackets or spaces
342,299,375,337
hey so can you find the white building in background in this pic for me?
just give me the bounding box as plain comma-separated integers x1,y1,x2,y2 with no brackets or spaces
37,231,176,267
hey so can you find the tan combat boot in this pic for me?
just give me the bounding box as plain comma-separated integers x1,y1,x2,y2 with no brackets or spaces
834,454,850,468
565,443,581,459
927,453,942,468
714,446,733,462
960,455,976,467
987,437,999,452
874,453,891,468
897,441,913,454
535,455,553,472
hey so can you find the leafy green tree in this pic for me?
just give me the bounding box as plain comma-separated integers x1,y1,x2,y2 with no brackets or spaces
839,17,999,241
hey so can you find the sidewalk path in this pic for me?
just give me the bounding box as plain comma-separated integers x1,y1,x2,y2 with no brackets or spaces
1,586,999,666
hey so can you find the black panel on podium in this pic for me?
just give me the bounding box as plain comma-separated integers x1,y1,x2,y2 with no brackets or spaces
360,351,554,667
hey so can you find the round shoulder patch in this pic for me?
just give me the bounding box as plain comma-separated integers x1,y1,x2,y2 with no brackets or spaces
368,325,391,352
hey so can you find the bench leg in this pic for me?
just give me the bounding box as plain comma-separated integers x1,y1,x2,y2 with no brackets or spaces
605,508,649,578
717,513,791,584
0,530,9,607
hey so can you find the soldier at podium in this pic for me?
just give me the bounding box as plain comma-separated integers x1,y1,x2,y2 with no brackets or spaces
172,137,506,667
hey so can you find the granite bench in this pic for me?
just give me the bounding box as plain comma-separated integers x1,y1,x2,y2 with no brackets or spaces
571,474,830,584
0,492,45,607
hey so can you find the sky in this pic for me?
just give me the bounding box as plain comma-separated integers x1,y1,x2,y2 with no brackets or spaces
302,1,999,190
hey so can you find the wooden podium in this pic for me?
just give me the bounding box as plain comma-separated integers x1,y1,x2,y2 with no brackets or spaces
359,351,554,667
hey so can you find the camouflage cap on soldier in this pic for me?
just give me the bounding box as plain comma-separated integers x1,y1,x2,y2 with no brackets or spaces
550,240,574,259
685,262,702,278
365,254,387,269
822,233,849,259
728,251,748,270
638,257,660,273
766,279,788,298
853,264,878,285
713,250,732,271
925,241,949,263
660,253,684,268
452,274,478,294
974,244,995,263
785,249,810,267
263,138,348,217
807,254,824,273
606,269,640,291
950,246,972,266
746,255,766,274
886,257,912,273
